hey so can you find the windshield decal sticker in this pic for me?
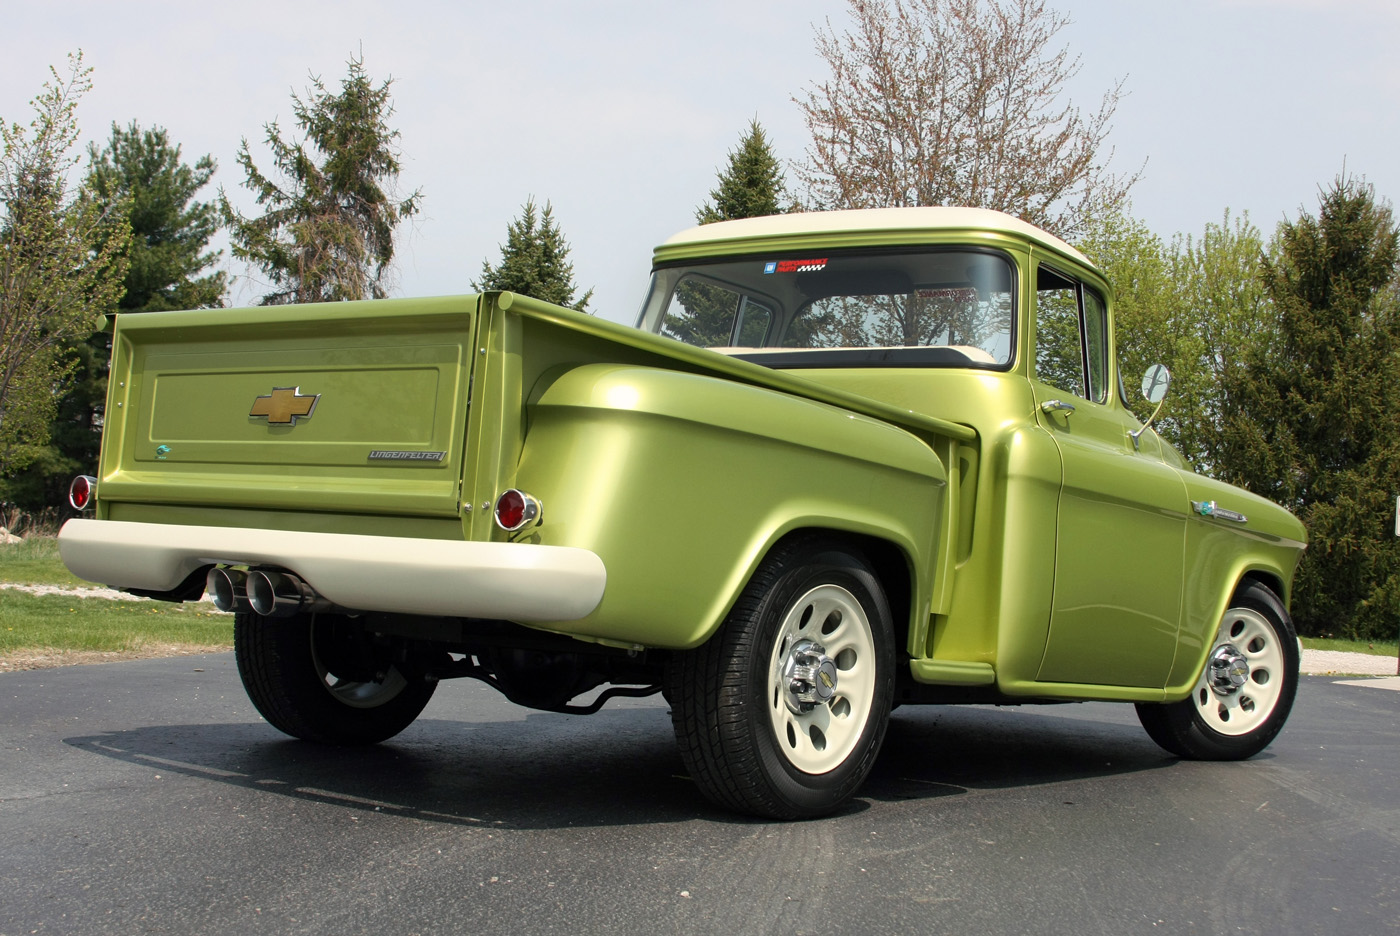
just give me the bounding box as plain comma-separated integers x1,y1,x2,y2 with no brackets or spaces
764,258,828,274
916,287,979,302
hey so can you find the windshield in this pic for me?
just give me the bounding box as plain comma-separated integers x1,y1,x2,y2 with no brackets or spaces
636,247,1015,368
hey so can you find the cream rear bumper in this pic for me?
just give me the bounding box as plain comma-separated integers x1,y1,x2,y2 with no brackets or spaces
58,519,606,623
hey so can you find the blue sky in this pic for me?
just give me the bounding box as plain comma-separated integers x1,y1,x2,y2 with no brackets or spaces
2,0,1396,322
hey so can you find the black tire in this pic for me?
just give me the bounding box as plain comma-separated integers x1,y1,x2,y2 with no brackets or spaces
235,611,436,745
1136,581,1299,760
666,536,896,819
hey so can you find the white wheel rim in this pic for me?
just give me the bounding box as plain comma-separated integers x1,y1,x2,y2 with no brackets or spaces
1193,607,1284,736
766,584,877,774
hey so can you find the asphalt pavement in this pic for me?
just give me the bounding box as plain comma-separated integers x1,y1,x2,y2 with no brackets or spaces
1,655,1396,935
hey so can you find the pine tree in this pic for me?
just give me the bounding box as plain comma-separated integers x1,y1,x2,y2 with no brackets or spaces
665,120,789,346
222,55,420,305
88,122,225,313
1220,177,1400,639
475,198,591,312
696,119,790,224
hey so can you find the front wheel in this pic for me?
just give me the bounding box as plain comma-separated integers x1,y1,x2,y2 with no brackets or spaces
1136,581,1299,760
667,537,896,819
235,611,436,745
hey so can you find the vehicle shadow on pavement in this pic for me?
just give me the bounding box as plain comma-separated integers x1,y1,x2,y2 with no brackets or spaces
64,708,707,830
64,700,1176,827
860,704,1176,804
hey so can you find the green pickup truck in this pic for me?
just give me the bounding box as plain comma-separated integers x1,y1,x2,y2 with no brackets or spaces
59,207,1307,818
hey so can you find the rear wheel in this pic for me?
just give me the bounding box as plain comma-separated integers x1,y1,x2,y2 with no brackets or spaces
667,537,895,819
1136,581,1298,760
235,611,436,745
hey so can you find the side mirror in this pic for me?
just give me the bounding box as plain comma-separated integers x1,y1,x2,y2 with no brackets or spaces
1130,364,1171,451
1141,364,1170,405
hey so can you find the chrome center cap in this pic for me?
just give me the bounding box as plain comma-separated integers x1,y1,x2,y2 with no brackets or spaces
783,639,839,713
1208,644,1250,694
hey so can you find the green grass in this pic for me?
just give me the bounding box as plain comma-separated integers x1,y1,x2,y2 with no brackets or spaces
0,537,231,659
0,590,232,654
0,536,86,586
1300,636,1399,657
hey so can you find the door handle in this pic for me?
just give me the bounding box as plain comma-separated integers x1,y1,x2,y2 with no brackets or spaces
1040,399,1076,415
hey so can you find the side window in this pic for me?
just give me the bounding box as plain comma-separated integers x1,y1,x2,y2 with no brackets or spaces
1034,267,1109,404
1082,288,1108,403
662,278,774,348
663,278,739,346
734,296,772,347
1035,267,1085,397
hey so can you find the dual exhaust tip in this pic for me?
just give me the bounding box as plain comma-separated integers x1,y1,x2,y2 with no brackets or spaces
207,568,333,617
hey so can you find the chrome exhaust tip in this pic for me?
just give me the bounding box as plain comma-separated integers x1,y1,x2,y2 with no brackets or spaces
207,567,250,613
247,570,326,618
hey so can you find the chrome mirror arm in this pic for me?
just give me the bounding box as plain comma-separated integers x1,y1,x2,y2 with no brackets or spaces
1131,364,1172,452
1129,397,1168,452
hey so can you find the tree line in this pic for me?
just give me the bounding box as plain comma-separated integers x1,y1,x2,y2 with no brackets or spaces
0,51,590,520
3,0,1398,641
677,0,1400,644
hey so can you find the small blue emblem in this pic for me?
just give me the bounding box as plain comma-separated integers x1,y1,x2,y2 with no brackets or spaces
763,262,777,274
155,445,171,460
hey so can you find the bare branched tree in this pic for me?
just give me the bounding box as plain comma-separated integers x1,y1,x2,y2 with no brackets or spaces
795,0,1139,239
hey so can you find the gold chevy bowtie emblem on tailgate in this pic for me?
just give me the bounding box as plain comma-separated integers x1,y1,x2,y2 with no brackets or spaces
249,387,320,425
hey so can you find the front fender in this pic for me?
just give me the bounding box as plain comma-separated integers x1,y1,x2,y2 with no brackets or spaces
1164,476,1307,695
512,364,949,649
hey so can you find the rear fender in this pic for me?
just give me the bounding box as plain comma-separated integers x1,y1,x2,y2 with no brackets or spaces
511,363,949,649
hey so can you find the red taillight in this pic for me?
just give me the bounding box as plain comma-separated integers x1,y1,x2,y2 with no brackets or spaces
494,489,540,532
69,475,97,511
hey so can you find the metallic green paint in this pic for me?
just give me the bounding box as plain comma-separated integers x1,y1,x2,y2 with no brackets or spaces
643,215,1306,703
98,296,477,521
514,361,946,648
73,209,1307,711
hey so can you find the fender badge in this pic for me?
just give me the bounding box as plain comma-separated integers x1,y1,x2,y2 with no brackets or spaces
1192,500,1248,524
155,445,171,460
250,387,320,425
368,451,445,462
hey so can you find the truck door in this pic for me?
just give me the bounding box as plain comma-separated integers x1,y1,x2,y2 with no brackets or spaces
1028,264,1188,688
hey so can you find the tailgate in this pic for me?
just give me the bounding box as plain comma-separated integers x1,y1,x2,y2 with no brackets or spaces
97,296,479,519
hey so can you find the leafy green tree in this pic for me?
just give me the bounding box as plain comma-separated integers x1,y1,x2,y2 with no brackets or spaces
475,198,592,312
667,120,791,346
222,55,421,305
1079,210,1269,473
1171,213,1272,473
0,53,128,484
5,122,228,512
1220,177,1400,639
